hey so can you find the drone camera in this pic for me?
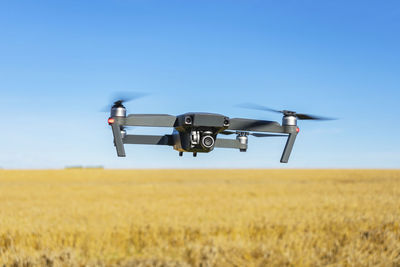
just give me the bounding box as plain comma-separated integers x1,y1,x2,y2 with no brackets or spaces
201,135,215,149
200,131,215,149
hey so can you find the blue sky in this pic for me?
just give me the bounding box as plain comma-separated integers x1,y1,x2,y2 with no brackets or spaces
0,0,399,169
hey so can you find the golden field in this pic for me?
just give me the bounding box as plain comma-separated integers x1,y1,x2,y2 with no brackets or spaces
0,169,399,266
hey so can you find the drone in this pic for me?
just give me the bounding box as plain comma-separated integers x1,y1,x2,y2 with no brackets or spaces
106,95,333,163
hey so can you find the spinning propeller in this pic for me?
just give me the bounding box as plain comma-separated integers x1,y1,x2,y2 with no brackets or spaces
101,92,148,112
237,103,335,121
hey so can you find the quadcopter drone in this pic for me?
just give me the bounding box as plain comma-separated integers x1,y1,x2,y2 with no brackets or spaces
107,95,333,163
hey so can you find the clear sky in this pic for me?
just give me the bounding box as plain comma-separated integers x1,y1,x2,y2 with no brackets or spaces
1,0,399,169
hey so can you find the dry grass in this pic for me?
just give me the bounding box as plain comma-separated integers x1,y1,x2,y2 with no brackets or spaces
0,169,399,266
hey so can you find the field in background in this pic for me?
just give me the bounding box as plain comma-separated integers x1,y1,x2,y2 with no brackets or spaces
0,169,399,266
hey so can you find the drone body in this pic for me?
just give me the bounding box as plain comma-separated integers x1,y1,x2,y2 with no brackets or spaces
107,102,304,163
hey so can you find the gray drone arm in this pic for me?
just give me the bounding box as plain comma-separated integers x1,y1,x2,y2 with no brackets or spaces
228,118,284,133
228,118,299,163
214,138,242,149
110,114,176,157
111,132,174,157
123,134,174,146
280,130,298,163
111,122,126,157
124,114,177,127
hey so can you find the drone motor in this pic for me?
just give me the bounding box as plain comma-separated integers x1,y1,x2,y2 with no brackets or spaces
236,133,248,152
120,129,127,139
111,105,126,118
282,115,297,126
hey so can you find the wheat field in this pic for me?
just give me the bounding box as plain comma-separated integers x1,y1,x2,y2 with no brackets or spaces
0,169,399,266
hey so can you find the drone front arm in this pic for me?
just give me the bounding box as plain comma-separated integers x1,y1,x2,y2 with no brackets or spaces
124,114,177,127
228,118,284,133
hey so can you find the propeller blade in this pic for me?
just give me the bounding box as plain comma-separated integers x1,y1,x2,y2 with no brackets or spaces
296,113,336,121
237,103,336,121
236,103,281,114
111,91,148,104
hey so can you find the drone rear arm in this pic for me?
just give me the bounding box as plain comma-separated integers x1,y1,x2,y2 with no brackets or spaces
111,129,174,157
123,134,174,146
214,138,241,149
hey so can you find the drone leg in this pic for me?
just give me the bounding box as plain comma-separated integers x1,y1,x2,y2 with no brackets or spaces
193,152,197,157
280,132,297,163
179,152,183,157
111,123,126,157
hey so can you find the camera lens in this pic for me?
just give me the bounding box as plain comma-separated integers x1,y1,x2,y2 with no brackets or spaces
201,135,214,148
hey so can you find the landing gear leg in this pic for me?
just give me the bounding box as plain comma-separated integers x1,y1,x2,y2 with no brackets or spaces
179,152,183,157
193,152,197,157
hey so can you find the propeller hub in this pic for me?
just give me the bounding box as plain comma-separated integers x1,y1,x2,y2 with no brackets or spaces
282,110,296,116
112,100,125,108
